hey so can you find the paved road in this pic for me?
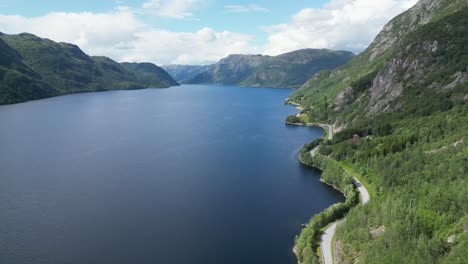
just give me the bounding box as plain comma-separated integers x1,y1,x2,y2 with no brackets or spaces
321,222,338,264
353,177,370,204
320,179,369,264
310,146,320,157
313,124,370,264
305,122,370,264
325,124,333,141
309,124,333,157
316,123,334,141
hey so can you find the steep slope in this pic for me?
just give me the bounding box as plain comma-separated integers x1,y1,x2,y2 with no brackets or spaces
184,49,355,88
0,36,57,104
289,0,467,124
292,1,468,263
0,33,179,104
162,64,210,83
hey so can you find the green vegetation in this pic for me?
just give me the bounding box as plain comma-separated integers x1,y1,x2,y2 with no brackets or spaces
291,1,468,263
295,144,359,264
332,105,468,263
286,114,310,124
286,115,304,124
290,0,468,123
0,33,179,104
184,49,355,88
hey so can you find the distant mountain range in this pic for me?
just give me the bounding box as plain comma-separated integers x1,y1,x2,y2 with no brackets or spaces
165,49,355,88
0,33,178,104
162,64,211,83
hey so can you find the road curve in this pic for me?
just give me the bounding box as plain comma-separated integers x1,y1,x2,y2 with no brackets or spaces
309,124,333,157
315,124,333,141
312,124,369,264
321,222,338,264
310,146,320,157
305,123,370,264
353,178,370,204
320,179,369,264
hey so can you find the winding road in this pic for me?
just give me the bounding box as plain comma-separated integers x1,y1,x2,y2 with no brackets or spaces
308,124,370,264
320,177,370,264
352,178,370,204
309,124,333,156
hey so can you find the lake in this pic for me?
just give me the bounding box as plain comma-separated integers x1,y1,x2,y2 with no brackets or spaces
0,85,343,264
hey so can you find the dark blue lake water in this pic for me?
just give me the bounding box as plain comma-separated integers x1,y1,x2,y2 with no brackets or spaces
0,85,343,264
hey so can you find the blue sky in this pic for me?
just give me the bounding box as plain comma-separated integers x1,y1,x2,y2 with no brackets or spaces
0,0,329,45
0,0,417,65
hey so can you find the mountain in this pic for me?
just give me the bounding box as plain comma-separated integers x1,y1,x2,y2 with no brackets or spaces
183,49,355,88
120,62,179,87
291,0,468,263
289,0,467,122
0,33,178,104
0,36,57,104
162,64,211,83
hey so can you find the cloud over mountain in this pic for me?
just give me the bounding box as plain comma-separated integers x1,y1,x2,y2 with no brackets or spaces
0,0,417,65
263,0,418,55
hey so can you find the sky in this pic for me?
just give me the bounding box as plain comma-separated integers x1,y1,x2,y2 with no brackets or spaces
0,0,418,65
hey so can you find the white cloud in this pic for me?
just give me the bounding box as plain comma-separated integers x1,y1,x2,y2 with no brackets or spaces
0,0,418,65
141,0,202,19
224,4,269,13
263,0,418,55
0,8,257,65
119,28,258,65
0,9,143,49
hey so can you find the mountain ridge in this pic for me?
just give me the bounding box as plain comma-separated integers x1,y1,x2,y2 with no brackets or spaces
182,49,355,88
291,0,467,263
0,32,179,104
162,64,211,83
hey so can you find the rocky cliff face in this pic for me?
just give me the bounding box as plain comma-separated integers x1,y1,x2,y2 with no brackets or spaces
367,7,467,114
291,0,468,124
369,0,462,61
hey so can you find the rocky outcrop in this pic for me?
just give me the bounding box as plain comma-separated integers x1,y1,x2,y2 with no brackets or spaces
369,0,461,61
370,225,386,239
367,58,404,114
333,86,354,112
367,35,466,114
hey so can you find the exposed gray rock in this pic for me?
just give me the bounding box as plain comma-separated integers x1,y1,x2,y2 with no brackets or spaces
447,235,456,243
369,0,461,61
368,58,404,114
371,226,386,239
333,86,354,112
454,139,463,148
437,71,468,91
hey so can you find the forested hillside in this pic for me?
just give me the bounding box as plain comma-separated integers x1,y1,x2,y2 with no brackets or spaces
0,33,178,104
290,0,468,263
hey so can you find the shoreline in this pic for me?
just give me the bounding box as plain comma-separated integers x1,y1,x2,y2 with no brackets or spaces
289,100,369,264
0,85,176,106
